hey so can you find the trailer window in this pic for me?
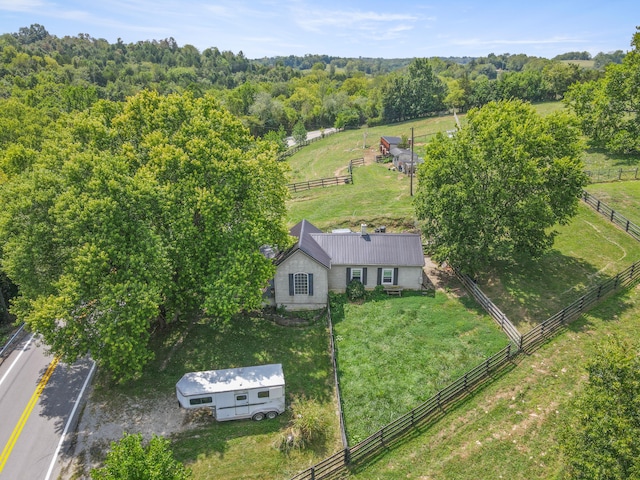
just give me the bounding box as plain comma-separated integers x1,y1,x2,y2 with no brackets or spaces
236,394,247,401
189,397,213,405
257,391,269,398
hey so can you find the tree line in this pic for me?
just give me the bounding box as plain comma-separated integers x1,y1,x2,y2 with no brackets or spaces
0,24,626,139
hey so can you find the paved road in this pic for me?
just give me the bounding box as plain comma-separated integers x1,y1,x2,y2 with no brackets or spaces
0,334,94,480
286,127,339,147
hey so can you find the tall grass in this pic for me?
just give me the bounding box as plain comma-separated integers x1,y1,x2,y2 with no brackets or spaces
349,286,640,479
331,291,509,444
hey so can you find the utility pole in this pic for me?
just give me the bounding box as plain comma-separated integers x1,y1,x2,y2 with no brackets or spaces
410,127,414,196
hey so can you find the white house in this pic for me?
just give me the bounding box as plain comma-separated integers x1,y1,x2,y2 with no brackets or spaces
268,220,426,310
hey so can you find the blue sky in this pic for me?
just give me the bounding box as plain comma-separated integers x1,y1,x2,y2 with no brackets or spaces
0,0,636,59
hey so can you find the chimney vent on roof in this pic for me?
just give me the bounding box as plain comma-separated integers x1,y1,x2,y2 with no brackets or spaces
361,224,367,236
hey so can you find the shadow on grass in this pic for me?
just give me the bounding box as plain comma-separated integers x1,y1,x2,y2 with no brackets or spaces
170,412,286,463
481,250,610,331
102,313,333,402
586,147,640,168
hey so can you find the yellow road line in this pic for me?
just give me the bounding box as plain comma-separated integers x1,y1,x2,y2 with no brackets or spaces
0,356,60,474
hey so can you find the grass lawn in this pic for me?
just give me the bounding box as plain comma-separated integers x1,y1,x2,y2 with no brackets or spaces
478,202,640,332
586,180,640,223
583,149,640,172
287,162,416,230
285,102,565,231
286,102,564,185
90,313,342,479
331,290,509,444
348,284,640,480
287,115,463,183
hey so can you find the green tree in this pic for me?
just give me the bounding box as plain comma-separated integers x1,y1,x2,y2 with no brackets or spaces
91,433,191,480
292,119,307,145
414,100,587,274
0,91,291,381
559,338,640,479
380,58,447,122
565,28,640,154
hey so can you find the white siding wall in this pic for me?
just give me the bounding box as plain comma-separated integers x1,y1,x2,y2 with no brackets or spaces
274,251,328,310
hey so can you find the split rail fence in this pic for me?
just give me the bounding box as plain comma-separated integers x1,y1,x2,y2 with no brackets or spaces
287,175,352,193
287,158,364,193
289,191,640,480
586,168,639,184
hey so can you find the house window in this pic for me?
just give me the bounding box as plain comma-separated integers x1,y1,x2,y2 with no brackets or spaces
351,268,363,283
382,268,394,285
294,273,308,295
289,273,314,296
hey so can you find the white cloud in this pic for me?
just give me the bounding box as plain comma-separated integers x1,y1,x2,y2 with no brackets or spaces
0,0,46,12
453,36,585,47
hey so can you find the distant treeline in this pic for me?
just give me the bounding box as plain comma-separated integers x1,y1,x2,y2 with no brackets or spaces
0,23,626,139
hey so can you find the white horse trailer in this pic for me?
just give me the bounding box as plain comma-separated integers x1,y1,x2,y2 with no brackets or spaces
176,364,285,421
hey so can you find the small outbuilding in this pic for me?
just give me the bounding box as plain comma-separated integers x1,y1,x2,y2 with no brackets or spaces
380,136,402,155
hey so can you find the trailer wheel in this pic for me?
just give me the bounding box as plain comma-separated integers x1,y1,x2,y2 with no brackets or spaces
252,412,266,421
266,411,278,420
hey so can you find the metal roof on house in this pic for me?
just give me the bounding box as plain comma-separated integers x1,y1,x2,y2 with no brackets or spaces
310,232,424,267
276,219,331,268
176,364,284,397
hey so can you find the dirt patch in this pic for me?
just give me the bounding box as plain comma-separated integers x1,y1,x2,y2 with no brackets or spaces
333,146,380,177
60,388,201,478
423,256,466,298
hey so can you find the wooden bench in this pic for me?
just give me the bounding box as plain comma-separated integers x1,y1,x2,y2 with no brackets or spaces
384,286,403,296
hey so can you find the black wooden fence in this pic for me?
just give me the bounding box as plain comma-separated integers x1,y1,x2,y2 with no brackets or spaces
278,129,342,161
582,191,640,242
287,158,364,193
287,175,352,193
288,192,640,480
586,168,639,184
326,301,348,450
521,259,640,351
348,157,365,172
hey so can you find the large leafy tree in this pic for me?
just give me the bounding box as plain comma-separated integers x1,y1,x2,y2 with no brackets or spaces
0,90,290,381
559,338,640,479
381,58,447,122
414,100,587,274
565,27,640,154
91,433,191,480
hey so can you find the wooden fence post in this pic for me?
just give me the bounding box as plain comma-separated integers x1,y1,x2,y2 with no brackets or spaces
344,448,351,466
